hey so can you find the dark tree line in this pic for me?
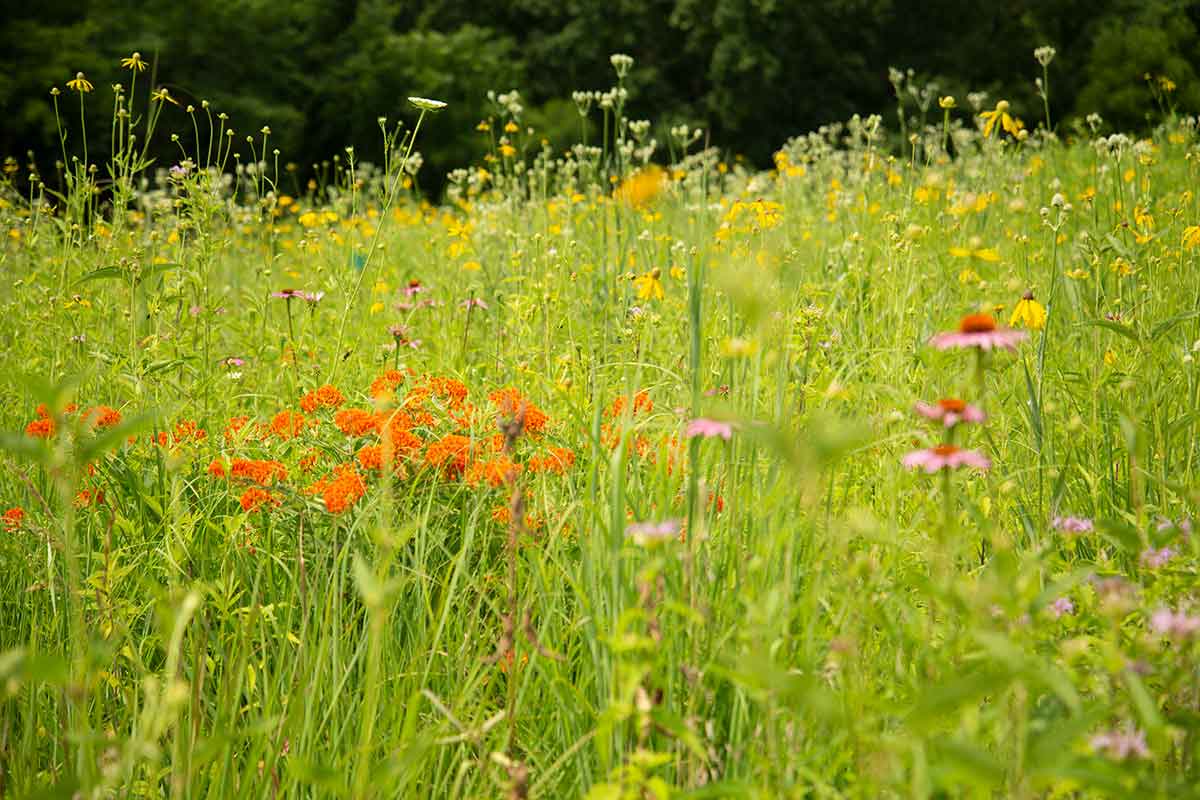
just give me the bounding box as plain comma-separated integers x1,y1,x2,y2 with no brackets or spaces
3,0,1199,191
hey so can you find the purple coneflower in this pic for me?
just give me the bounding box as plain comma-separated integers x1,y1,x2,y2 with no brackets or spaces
902,445,990,473
930,313,1028,351
686,418,734,440
1052,515,1093,534
271,289,304,300
1149,608,1200,639
403,280,424,297
625,519,681,546
300,291,324,304
1089,728,1150,761
462,298,489,310
914,397,986,427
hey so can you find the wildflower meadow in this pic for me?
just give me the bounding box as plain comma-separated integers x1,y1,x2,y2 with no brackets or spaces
4,50,1200,799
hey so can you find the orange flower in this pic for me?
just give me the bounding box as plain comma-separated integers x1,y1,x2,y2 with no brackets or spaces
334,408,379,437
239,487,279,512
224,415,251,441
83,406,122,429
74,489,105,508
465,456,522,488
322,464,367,513
300,384,346,413
530,447,575,474
171,420,207,444
3,507,25,531
25,418,54,439
369,369,408,398
426,434,472,477
606,390,653,419
207,459,226,478
299,449,323,472
356,444,384,470
230,459,288,486
270,410,307,440
488,388,548,434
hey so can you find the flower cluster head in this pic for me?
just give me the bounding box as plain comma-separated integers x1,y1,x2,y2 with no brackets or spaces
3,507,25,531
913,398,985,428
1149,607,1200,640
626,519,681,546
1052,515,1094,534
931,313,1028,351
300,384,346,413
1090,728,1150,761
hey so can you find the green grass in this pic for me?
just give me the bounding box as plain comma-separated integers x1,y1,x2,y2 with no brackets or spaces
1,64,1200,799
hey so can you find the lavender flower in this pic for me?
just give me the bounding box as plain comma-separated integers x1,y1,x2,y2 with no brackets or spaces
1050,596,1075,618
1139,547,1176,569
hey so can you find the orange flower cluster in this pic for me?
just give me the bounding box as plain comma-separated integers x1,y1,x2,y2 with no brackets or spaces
488,388,548,434
465,455,521,488
229,459,288,485
300,384,346,413
24,403,122,439
369,368,409,399
307,464,367,514
270,410,308,440
3,507,24,531
601,390,655,451
239,487,280,512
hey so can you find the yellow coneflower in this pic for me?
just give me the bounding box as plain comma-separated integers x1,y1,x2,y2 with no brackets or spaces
120,52,147,72
633,268,664,301
615,165,666,209
1009,291,1046,330
980,100,1022,138
151,87,179,106
66,72,93,94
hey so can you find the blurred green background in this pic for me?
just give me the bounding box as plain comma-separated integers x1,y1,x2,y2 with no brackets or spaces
4,0,1199,191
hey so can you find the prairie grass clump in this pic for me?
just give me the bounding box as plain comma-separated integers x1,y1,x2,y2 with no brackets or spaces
1,48,1200,799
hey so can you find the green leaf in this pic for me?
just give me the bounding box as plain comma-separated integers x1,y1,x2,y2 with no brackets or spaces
76,266,126,284
1149,310,1200,342
907,669,1013,729
1084,318,1140,344
933,738,1005,787
0,431,53,465
1123,670,1164,733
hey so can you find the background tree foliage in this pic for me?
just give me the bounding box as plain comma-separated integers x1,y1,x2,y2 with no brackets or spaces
3,0,1199,191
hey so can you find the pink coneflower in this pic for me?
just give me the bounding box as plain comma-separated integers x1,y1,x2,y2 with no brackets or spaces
403,280,424,297
1090,728,1150,761
914,397,986,427
1149,608,1200,639
686,418,734,440
1052,515,1093,533
271,289,304,300
902,445,990,473
1050,596,1075,618
462,298,488,310
1139,546,1176,569
930,313,1028,351
300,291,324,304
625,519,681,545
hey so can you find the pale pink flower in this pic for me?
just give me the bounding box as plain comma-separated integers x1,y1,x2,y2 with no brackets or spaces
403,280,425,297
625,519,681,545
686,418,734,440
914,398,986,427
930,313,1028,351
1090,728,1150,761
1052,515,1093,534
1149,608,1200,639
462,297,489,310
902,445,991,473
